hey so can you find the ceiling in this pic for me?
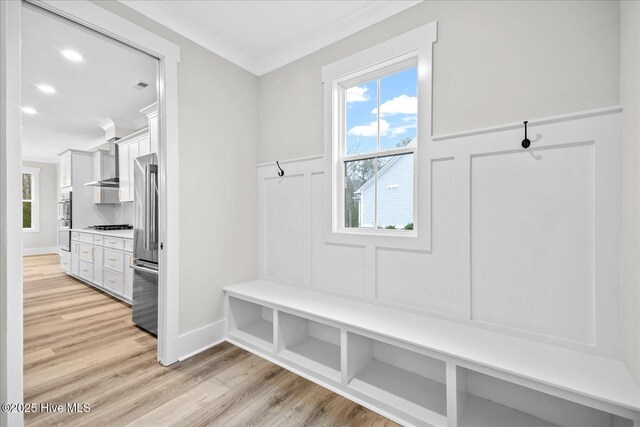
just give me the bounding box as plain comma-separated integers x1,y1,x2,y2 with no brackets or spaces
120,0,420,76
22,4,157,163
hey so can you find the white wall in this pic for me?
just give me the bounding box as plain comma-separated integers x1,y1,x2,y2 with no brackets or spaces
94,1,260,337
619,0,640,383
258,0,620,163
22,161,57,254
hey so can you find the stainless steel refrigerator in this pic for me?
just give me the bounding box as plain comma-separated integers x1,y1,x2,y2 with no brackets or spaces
131,153,159,336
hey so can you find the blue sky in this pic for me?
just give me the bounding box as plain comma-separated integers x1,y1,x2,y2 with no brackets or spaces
345,66,417,155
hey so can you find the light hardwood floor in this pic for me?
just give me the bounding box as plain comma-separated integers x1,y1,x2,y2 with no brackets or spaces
23,254,396,426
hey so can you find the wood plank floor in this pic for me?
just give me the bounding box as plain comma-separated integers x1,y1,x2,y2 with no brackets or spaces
24,254,397,426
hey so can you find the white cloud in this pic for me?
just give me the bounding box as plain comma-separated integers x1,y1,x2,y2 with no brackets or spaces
372,95,417,117
346,85,370,103
348,119,408,138
348,119,387,137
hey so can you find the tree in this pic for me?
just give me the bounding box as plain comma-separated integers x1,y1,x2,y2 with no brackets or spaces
344,137,413,227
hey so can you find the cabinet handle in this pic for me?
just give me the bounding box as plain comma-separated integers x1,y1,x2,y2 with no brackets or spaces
108,241,116,244
82,251,89,254
82,269,89,272
108,279,115,283
108,258,117,261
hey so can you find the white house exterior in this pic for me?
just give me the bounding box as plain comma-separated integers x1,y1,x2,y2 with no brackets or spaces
355,151,414,229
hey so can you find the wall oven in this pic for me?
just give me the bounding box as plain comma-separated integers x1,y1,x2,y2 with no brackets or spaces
57,190,72,252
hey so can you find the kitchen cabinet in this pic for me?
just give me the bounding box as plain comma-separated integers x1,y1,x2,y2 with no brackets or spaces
70,241,79,275
65,231,134,303
92,150,118,204
117,128,149,202
124,253,134,300
140,102,159,154
58,153,72,188
93,246,103,286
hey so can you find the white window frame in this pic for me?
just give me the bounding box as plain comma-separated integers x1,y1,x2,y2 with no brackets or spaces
22,167,40,233
322,22,437,250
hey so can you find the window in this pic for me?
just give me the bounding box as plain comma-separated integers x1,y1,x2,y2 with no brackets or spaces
343,64,417,231
323,22,436,241
22,167,40,232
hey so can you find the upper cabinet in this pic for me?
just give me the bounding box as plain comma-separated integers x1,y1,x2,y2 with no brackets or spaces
117,129,151,202
118,103,158,203
59,153,72,188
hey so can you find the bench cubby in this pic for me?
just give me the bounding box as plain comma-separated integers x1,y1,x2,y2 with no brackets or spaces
277,311,341,382
347,331,447,426
227,296,274,352
456,367,635,427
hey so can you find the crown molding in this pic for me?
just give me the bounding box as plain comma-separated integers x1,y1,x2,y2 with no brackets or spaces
119,1,420,76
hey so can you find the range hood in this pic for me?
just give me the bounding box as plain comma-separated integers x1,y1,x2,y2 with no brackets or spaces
84,138,120,188
84,118,134,188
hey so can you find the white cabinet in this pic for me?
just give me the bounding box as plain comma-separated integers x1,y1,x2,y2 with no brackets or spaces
118,142,130,202
70,241,79,275
58,153,72,188
140,102,159,154
117,128,149,202
124,252,134,300
93,246,103,286
65,231,133,303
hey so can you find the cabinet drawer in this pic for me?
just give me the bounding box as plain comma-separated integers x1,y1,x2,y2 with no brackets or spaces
103,237,124,250
103,249,124,273
78,243,94,263
103,270,124,295
78,260,93,282
79,233,94,244
60,257,71,273
124,239,133,252
71,231,79,241
93,235,104,245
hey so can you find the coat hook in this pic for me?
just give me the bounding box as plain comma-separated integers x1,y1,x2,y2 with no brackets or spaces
522,121,531,149
276,161,285,177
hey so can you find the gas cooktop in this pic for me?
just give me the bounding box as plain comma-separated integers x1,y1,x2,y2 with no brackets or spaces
86,224,133,231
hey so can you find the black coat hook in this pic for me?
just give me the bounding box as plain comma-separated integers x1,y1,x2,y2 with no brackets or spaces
276,161,284,177
522,121,531,149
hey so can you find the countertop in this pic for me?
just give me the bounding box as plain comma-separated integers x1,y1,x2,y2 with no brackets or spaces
71,228,134,239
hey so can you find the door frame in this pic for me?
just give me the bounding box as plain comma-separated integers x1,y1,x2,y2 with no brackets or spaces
1,1,181,424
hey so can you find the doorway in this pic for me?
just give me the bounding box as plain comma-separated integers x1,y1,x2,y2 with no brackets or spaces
1,2,181,424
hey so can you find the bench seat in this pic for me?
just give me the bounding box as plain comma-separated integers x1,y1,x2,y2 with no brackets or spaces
224,279,640,426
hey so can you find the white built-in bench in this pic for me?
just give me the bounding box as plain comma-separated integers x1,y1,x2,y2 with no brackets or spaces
224,280,640,427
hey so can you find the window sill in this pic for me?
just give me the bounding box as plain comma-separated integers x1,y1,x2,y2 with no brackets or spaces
336,228,417,239
23,228,40,233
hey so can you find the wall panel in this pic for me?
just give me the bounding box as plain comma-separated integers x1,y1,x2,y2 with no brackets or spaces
311,172,366,296
470,143,595,344
376,159,456,314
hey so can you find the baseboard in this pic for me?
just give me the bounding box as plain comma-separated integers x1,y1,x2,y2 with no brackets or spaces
177,319,226,361
23,246,58,256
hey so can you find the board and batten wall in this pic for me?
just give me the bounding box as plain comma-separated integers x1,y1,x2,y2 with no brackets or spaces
257,1,627,363
258,109,621,360
94,1,259,355
620,0,640,383
22,161,57,255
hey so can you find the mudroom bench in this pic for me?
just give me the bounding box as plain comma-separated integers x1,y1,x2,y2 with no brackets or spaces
224,280,640,427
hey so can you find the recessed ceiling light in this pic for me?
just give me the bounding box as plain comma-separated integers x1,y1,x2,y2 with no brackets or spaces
22,107,38,115
37,84,56,94
61,49,83,62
